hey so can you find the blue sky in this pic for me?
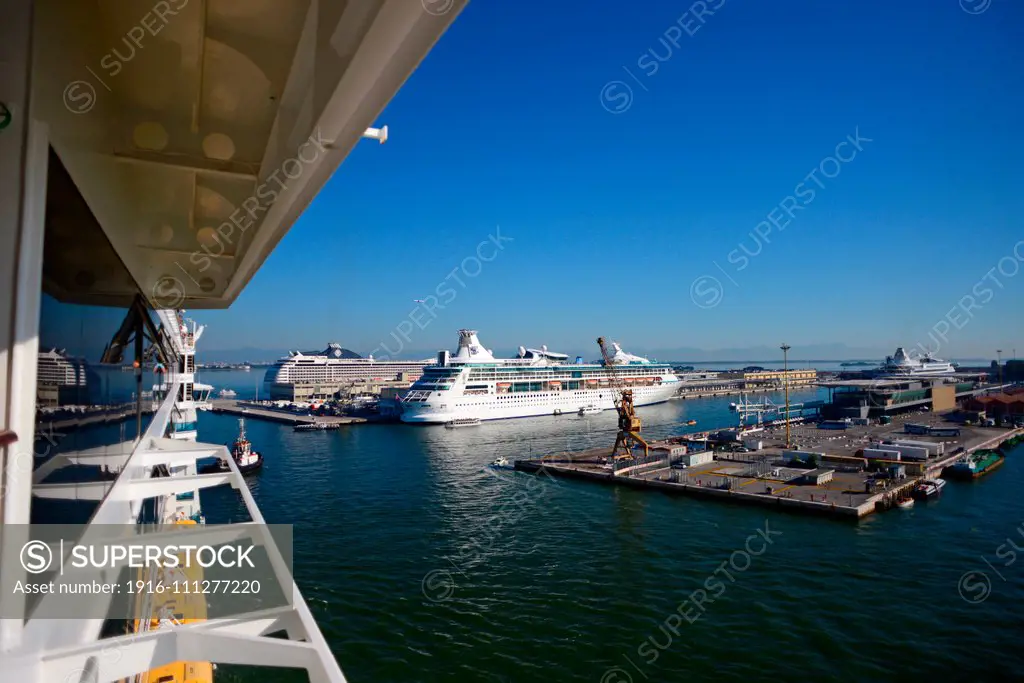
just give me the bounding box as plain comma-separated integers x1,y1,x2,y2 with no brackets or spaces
200,0,1024,360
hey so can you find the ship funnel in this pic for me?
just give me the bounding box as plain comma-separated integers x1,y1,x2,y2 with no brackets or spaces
454,329,495,361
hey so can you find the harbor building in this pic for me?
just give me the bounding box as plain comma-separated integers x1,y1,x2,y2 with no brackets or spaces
820,375,992,418
964,390,1024,421
0,3,467,682
742,368,818,388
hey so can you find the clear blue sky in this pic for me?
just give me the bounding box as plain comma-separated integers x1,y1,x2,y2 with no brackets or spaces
200,0,1024,360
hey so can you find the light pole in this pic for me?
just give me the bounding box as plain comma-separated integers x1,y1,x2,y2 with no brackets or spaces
781,344,791,449
997,349,1003,389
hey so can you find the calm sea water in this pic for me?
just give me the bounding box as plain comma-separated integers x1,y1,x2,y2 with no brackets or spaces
185,372,1024,683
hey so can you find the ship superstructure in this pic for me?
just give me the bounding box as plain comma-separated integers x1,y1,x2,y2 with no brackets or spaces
154,314,207,442
876,347,956,377
400,330,679,423
1,2,466,681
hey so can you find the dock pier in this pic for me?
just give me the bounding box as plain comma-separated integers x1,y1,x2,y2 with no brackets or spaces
516,421,1023,520
209,399,367,426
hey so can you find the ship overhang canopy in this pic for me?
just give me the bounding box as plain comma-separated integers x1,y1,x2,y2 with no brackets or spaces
32,0,466,308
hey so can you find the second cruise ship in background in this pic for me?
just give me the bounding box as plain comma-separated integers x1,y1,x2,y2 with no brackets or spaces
400,330,679,423
263,343,431,400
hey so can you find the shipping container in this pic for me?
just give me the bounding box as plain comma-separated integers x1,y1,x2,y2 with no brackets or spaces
888,439,944,456
904,423,930,435
743,438,763,451
864,448,901,461
879,443,929,461
684,452,714,467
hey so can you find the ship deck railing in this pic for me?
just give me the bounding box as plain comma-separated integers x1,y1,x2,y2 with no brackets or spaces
4,376,348,683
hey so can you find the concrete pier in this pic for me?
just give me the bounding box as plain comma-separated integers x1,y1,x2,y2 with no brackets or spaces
209,399,367,425
516,417,1023,520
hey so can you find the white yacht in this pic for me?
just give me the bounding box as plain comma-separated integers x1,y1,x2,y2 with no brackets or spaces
400,330,679,424
876,347,956,377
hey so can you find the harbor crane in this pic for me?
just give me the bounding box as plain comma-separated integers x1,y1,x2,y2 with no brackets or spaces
597,337,650,462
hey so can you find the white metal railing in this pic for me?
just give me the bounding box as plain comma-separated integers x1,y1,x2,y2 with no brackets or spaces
5,381,347,683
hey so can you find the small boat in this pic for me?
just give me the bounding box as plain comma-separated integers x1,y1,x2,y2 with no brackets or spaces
445,417,481,429
489,456,514,470
897,498,914,509
578,405,601,416
294,421,337,431
200,418,262,475
686,419,697,426
231,418,263,474
218,388,237,398
911,478,946,500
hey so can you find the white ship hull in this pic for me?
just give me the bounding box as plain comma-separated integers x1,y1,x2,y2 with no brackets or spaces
402,382,677,423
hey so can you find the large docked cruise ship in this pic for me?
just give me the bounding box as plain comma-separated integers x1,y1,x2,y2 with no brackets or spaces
875,347,957,377
263,343,431,400
400,330,679,423
36,347,94,406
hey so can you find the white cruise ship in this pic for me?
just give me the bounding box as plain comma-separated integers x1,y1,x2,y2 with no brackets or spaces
36,347,93,406
37,347,88,386
400,330,679,423
876,347,957,377
263,343,431,399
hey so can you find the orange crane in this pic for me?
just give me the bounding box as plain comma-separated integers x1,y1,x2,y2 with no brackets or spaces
597,337,649,462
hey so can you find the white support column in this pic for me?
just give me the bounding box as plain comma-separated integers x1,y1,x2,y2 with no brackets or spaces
0,0,48,655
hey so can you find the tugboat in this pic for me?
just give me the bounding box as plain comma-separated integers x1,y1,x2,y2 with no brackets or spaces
200,418,263,475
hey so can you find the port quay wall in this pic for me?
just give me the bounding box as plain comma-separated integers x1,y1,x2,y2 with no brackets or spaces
516,461,874,519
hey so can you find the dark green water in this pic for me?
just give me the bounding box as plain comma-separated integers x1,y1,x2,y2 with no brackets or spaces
194,390,1024,683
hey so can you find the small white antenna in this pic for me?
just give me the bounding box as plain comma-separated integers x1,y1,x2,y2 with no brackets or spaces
362,125,388,144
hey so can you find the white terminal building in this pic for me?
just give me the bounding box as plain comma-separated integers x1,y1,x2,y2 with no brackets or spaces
0,2,468,682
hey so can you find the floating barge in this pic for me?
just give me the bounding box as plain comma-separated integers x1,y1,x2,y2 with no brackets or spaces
943,449,1005,480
